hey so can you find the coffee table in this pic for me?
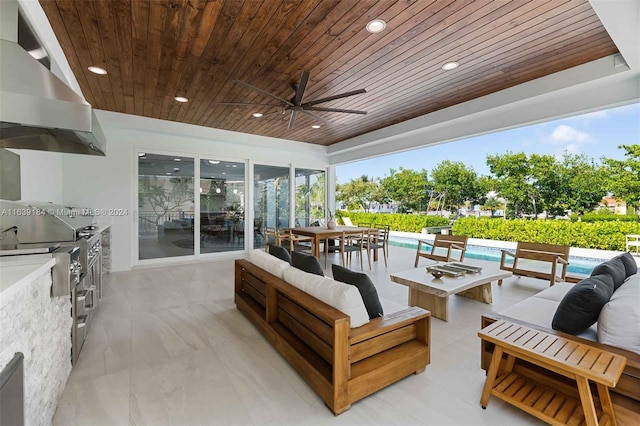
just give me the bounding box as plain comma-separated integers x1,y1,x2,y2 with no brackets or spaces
390,263,512,321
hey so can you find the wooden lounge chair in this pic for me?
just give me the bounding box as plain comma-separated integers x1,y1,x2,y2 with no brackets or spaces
498,242,569,286
414,234,468,267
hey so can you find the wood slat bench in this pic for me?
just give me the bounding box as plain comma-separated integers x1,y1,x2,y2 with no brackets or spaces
479,320,627,425
234,259,431,415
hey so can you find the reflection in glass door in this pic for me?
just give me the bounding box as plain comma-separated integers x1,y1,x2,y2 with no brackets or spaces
138,153,194,260
295,168,325,227
254,164,290,249
200,159,245,253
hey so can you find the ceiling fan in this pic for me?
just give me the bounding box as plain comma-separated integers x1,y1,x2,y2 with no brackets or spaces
222,71,367,129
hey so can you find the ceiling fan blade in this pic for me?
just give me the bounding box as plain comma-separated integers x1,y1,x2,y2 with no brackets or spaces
304,106,367,115
293,71,310,106
300,110,331,126
303,89,366,107
210,102,282,107
288,111,298,130
233,79,293,106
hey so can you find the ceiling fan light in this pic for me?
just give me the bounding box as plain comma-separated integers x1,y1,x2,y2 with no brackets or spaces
366,19,386,33
252,112,263,118
442,61,459,70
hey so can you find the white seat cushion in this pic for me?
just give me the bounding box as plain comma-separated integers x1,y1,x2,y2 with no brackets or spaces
282,266,369,328
598,275,640,355
533,282,574,302
249,249,290,279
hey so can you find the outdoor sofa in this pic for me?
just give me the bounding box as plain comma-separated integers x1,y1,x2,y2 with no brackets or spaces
234,250,431,415
481,253,640,410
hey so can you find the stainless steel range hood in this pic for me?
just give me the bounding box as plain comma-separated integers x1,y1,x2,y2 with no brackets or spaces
0,1,106,156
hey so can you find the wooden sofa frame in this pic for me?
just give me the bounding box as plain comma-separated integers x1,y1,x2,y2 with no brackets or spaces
481,313,640,419
414,234,468,267
234,259,431,415
498,242,569,286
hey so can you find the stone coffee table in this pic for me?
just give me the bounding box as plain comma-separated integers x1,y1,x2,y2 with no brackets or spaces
390,263,512,321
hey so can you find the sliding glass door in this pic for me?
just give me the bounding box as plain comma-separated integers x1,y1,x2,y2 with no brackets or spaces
295,168,325,226
254,164,290,249
200,159,245,254
138,153,195,260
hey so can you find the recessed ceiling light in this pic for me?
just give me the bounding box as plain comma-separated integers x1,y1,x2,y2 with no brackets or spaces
138,152,146,157
252,112,263,118
366,19,386,33
88,66,107,75
233,189,238,194
174,158,181,161
222,172,226,175
311,125,321,129
231,165,237,168
165,172,171,175
442,61,459,70
215,188,221,194
174,167,179,171
208,160,221,164
174,96,188,103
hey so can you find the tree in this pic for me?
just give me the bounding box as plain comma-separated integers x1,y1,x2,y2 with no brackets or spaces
429,161,480,211
139,176,194,226
558,153,607,215
379,168,429,212
336,175,378,212
486,152,532,217
603,144,640,213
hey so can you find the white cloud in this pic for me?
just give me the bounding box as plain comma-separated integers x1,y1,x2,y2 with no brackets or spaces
549,125,592,144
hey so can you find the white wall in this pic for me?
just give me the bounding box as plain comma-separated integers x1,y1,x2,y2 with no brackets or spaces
61,111,329,272
8,149,64,203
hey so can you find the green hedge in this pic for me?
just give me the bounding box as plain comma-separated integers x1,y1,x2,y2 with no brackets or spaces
570,212,638,222
336,211,449,232
452,217,640,251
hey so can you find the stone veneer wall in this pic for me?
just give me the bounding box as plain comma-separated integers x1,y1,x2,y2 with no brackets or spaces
0,270,72,425
101,228,111,274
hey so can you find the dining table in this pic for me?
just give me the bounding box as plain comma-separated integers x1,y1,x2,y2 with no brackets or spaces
287,226,379,262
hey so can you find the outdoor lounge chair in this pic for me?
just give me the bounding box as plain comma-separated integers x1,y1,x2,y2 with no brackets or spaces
414,234,468,267
498,242,569,286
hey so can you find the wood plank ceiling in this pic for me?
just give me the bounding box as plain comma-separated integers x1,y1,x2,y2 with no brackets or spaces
40,0,618,146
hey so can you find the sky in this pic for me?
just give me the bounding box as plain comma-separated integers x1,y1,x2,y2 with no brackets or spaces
336,102,640,183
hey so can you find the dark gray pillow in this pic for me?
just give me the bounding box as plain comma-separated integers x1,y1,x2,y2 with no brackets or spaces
291,251,324,276
267,243,291,264
590,257,627,290
613,252,638,279
332,264,383,319
552,274,614,335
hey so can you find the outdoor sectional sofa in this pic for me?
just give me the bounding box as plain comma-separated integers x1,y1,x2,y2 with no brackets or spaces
481,253,640,410
234,250,431,415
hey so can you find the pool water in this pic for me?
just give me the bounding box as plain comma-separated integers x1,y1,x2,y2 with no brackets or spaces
388,237,600,275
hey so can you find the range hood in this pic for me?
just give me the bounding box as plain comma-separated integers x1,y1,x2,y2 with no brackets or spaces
0,1,106,156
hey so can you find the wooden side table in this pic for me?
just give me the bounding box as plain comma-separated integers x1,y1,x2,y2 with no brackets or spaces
479,320,627,425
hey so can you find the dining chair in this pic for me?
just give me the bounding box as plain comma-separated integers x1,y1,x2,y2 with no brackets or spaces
364,225,389,268
327,230,369,270
280,229,315,253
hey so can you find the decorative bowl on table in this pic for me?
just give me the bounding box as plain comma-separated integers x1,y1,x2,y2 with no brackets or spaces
426,267,445,279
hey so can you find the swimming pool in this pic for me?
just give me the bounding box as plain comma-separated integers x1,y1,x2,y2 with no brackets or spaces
388,236,601,275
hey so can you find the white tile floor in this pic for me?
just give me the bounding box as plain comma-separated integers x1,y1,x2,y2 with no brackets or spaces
53,245,560,425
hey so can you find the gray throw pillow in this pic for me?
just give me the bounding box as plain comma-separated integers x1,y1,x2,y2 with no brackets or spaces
267,243,291,265
613,252,638,279
552,274,614,335
332,264,383,319
291,251,324,276
591,257,627,290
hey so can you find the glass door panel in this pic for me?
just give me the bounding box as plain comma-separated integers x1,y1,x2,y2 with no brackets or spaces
254,164,290,249
138,153,194,260
295,168,325,227
200,159,245,253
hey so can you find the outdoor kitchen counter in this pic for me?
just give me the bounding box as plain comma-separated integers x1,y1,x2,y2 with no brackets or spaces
0,254,55,303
